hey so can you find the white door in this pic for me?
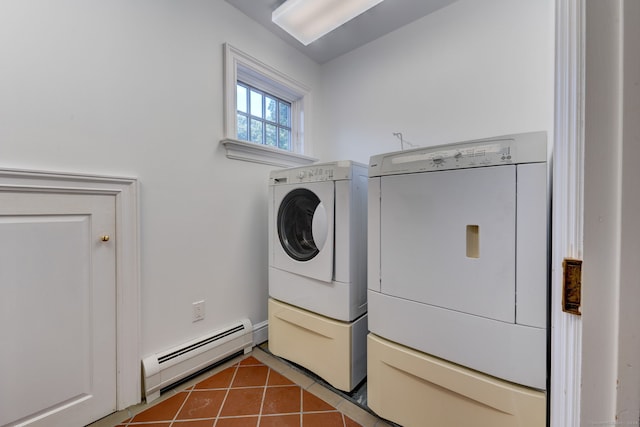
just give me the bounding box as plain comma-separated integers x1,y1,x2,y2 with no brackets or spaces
0,191,116,427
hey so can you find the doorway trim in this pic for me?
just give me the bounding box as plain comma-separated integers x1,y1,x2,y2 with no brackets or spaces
0,168,140,410
552,0,584,426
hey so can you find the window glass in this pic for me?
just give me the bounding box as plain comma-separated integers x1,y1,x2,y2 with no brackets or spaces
279,128,291,151
266,124,277,147
250,90,263,118
279,102,290,127
237,114,248,140
237,85,247,113
265,97,277,122
250,119,262,144
236,82,292,150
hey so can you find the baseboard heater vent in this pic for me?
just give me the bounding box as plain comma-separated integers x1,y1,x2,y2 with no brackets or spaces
142,318,253,402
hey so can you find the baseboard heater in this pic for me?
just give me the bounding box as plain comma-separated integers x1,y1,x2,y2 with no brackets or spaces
142,318,253,402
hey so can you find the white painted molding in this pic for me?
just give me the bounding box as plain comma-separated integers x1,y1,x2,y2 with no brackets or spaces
252,320,269,346
614,0,640,421
551,0,584,426
222,43,314,159
0,168,141,410
221,138,317,168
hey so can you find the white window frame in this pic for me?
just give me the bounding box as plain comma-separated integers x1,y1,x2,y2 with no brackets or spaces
221,43,317,167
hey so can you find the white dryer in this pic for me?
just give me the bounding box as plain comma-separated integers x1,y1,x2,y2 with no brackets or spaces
367,132,549,427
267,160,368,392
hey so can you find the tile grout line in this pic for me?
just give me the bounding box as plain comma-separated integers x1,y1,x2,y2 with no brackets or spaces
212,360,241,427
196,383,293,391
127,422,176,426
121,404,137,426
120,352,368,427
256,365,270,427
300,385,304,426
168,387,194,426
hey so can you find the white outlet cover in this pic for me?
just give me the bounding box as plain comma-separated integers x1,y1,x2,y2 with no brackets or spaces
192,300,205,322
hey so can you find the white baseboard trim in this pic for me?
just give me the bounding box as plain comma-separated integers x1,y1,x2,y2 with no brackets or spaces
253,320,268,346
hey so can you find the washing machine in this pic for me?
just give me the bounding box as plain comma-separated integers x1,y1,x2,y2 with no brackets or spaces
267,160,368,392
367,132,549,427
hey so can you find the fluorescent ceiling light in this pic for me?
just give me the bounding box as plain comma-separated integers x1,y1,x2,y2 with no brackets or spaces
272,0,384,46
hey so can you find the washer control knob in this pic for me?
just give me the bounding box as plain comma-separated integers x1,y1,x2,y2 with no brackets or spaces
432,155,444,165
297,171,305,179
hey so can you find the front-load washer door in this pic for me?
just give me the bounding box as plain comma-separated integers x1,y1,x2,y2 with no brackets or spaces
272,181,335,282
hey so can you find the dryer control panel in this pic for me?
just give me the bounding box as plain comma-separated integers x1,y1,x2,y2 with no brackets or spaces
270,160,366,184
369,131,547,177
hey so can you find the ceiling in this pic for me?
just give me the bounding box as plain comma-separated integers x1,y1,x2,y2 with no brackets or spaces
225,0,459,64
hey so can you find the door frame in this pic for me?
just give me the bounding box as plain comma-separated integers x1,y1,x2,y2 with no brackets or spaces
552,0,584,425
0,168,140,411
554,0,640,425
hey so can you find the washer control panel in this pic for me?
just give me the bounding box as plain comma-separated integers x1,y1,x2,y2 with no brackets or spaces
270,160,364,184
294,166,334,182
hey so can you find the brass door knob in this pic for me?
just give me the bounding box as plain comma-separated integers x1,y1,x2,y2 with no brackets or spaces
101,235,110,242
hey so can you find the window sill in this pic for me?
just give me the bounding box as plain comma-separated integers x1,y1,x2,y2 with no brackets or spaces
220,138,318,168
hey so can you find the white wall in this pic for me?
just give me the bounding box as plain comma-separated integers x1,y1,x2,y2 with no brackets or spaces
315,0,555,163
0,0,320,356
582,1,622,422
616,0,640,421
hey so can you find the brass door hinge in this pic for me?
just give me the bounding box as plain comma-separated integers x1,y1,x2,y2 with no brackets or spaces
562,258,582,315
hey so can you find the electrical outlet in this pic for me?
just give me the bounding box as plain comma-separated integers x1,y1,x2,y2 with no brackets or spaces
192,300,205,322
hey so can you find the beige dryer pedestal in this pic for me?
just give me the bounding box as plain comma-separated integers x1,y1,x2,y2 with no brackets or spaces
268,298,367,392
367,334,546,427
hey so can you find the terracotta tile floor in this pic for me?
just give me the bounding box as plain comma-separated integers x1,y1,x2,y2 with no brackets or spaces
109,351,385,427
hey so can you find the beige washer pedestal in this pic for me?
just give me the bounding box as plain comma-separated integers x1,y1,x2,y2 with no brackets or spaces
268,298,367,392
367,334,546,427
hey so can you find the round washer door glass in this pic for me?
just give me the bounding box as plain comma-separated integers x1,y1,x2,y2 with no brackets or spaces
277,188,328,261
